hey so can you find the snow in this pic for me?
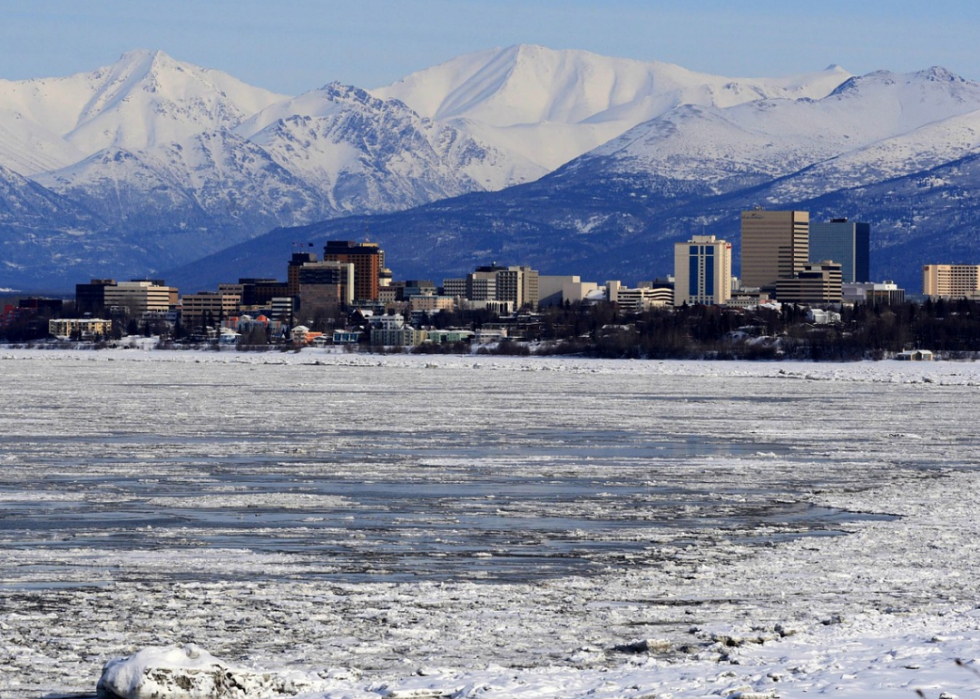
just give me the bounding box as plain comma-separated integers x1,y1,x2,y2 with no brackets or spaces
1,349,980,698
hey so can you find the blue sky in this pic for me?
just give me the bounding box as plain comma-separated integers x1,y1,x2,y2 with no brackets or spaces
3,0,979,94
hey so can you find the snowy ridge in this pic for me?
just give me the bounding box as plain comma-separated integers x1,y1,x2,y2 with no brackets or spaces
373,44,852,170
580,66,980,190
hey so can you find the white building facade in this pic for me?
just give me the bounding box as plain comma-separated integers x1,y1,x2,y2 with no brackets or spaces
673,235,732,306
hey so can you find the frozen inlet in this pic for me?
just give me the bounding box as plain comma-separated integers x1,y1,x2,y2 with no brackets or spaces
1,351,980,698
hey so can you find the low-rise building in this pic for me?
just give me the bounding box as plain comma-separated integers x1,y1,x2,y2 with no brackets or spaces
426,329,475,344
180,292,240,325
842,281,905,305
775,261,842,305
103,280,176,316
370,314,425,346
409,295,455,313
726,290,771,308
333,329,362,344
538,275,603,307
605,281,672,311
895,349,935,361
49,318,112,339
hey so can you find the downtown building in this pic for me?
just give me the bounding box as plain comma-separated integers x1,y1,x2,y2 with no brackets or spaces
809,218,870,283
297,260,355,318
673,235,732,306
775,261,843,305
445,263,541,311
322,240,386,302
740,209,809,292
922,264,980,299
104,280,177,316
77,279,176,316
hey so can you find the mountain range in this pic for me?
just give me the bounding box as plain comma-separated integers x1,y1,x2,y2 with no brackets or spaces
3,45,980,294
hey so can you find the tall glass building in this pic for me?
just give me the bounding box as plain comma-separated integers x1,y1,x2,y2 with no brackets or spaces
808,218,870,283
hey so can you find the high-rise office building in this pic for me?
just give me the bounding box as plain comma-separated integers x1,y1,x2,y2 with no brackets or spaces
287,251,318,297
673,235,732,306
740,209,809,291
809,218,870,283
322,241,383,302
298,260,355,312
75,279,116,315
103,280,175,316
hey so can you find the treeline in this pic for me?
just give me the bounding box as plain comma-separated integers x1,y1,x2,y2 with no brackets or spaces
417,298,980,361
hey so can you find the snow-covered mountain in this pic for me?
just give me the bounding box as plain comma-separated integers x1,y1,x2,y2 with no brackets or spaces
240,83,541,211
0,49,287,177
6,45,980,292
565,66,980,194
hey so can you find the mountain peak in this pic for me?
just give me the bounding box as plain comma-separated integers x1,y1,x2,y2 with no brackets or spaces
915,66,967,83
113,49,179,76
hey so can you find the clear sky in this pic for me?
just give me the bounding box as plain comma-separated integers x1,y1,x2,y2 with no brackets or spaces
3,0,980,95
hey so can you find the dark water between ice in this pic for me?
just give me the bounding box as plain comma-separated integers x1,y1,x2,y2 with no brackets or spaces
0,434,895,587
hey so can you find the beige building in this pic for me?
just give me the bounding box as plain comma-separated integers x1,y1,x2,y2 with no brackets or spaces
674,235,732,306
536,275,607,307
616,286,673,312
922,264,980,299
49,318,112,338
603,281,672,311
409,295,455,313
103,280,175,316
726,289,772,308
740,210,809,290
180,292,241,324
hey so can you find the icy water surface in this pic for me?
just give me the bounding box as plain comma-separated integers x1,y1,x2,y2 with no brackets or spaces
2,352,979,697
0,355,900,587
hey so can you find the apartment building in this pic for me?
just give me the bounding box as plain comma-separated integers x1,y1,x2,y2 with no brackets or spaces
49,318,112,339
